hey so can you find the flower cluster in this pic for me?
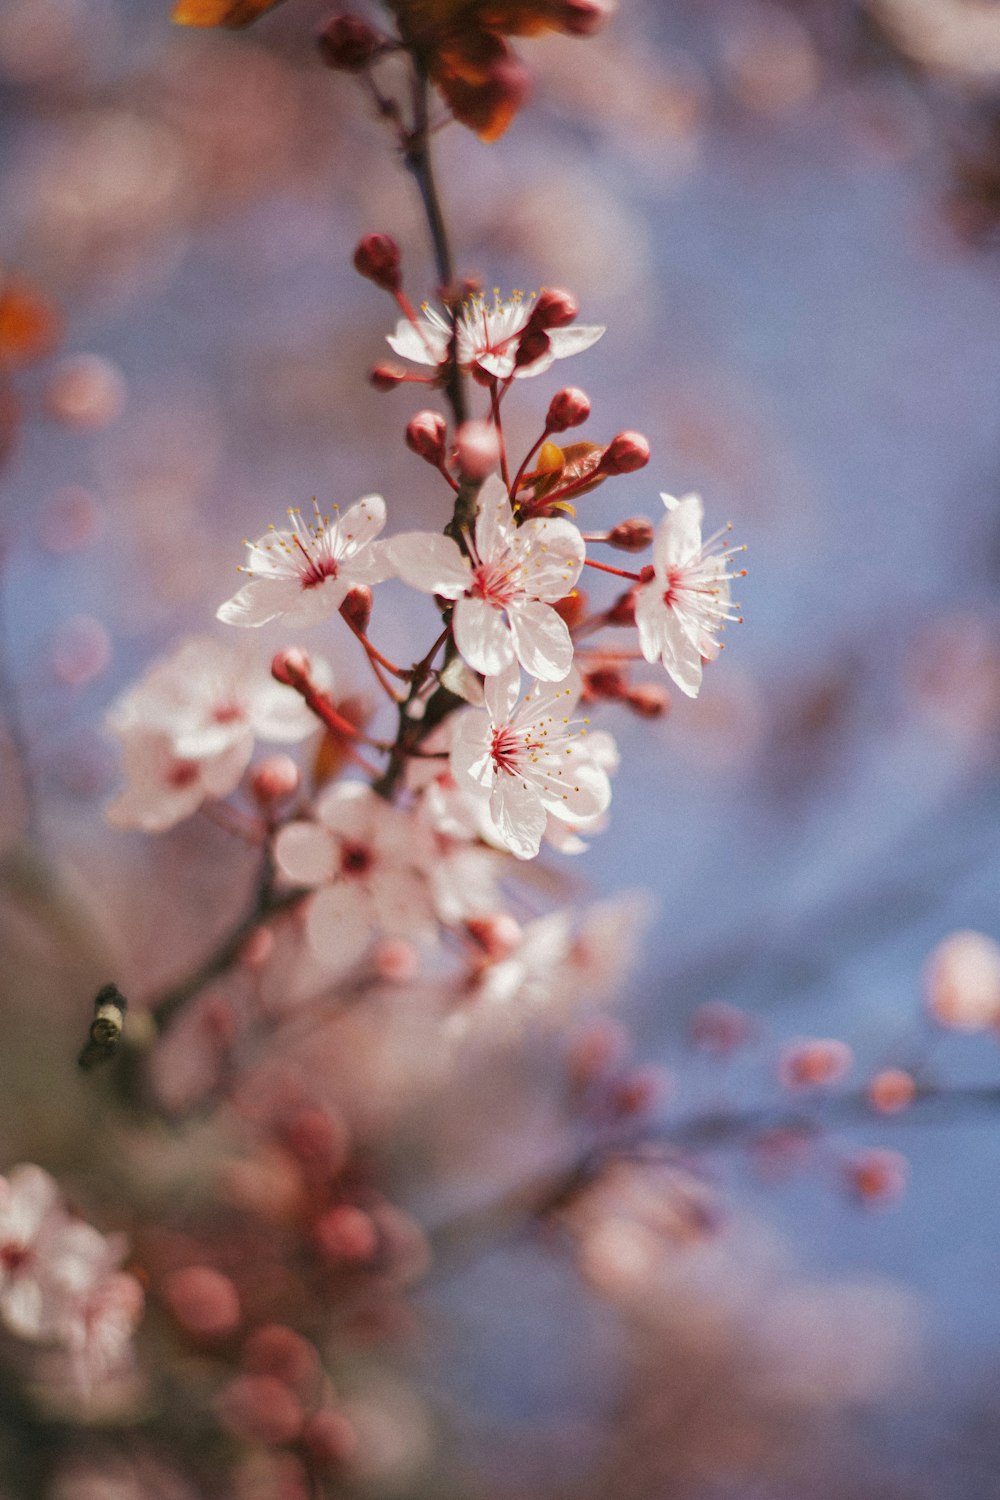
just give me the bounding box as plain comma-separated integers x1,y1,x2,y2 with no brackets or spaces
0,1165,143,1390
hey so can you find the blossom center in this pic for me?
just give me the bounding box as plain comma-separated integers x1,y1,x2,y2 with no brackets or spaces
490,725,525,777
1,1243,30,1274
340,840,374,879
212,702,244,725
293,534,339,590
470,561,515,606
166,760,199,789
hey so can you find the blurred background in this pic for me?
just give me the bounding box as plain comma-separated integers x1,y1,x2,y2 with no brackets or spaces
2,0,1000,1495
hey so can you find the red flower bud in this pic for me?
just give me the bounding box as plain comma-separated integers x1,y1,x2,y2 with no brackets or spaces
605,587,638,626
513,326,551,371
527,287,579,330
369,361,407,391
303,1408,358,1469
406,409,448,465
552,589,589,629
352,232,401,294
340,584,373,634
599,430,651,475
606,516,654,552
584,666,627,700
317,13,381,71
271,648,311,687
626,682,671,719
249,754,301,807
546,386,590,432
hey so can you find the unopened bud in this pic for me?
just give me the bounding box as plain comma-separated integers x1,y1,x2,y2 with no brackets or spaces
546,386,590,432
527,287,579,331
466,912,523,962
303,1409,358,1469
353,233,401,294
555,0,617,36
369,361,407,391
867,1068,917,1116
843,1148,908,1207
314,1205,379,1263
610,1065,668,1119
606,587,638,626
340,585,372,634
513,326,551,371
552,589,588,629
250,754,301,807
626,682,670,718
454,419,501,480
689,1000,750,1054
317,13,381,71
585,666,627,700
599,430,651,475
406,409,448,466
271,648,311,687
778,1038,853,1090
607,516,654,552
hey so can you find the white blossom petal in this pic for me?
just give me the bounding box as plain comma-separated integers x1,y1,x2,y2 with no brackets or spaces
453,596,516,677
507,600,574,681
389,532,470,597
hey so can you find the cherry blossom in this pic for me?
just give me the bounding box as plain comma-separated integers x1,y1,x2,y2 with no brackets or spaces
390,475,585,681
106,636,324,832
0,1166,140,1361
386,290,604,381
274,782,436,967
634,493,744,698
450,664,613,860
217,496,390,629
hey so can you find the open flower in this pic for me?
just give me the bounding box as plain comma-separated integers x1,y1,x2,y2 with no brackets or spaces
106,636,324,832
450,663,612,859
634,493,744,698
387,290,604,381
274,783,436,968
390,474,584,681
217,496,390,629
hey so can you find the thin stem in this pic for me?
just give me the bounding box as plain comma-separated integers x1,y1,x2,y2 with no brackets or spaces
584,557,642,581
404,63,467,428
490,379,510,489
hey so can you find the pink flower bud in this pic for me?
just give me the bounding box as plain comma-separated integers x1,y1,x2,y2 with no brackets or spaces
546,386,591,432
45,354,126,429
250,754,301,808
314,1204,380,1263
217,1374,304,1447
610,1065,668,1119
340,585,373,634
513,326,551,371
626,682,671,719
369,361,408,391
303,1408,358,1469
352,233,401,294
374,938,419,981
163,1266,241,1339
605,587,638,626
554,0,617,36
406,409,448,466
466,912,523,962
528,287,579,331
241,925,276,969
778,1037,853,1090
283,1108,347,1173
606,517,654,552
688,1000,750,1054
454,420,501,480
924,929,1000,1031
599,431,651,475
843,1148,908,1207
317,13,381,71
867,1067,917,1116
242,1324,320,1396
565,1018,629,1088
271,648,312,687
584,666,628,700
